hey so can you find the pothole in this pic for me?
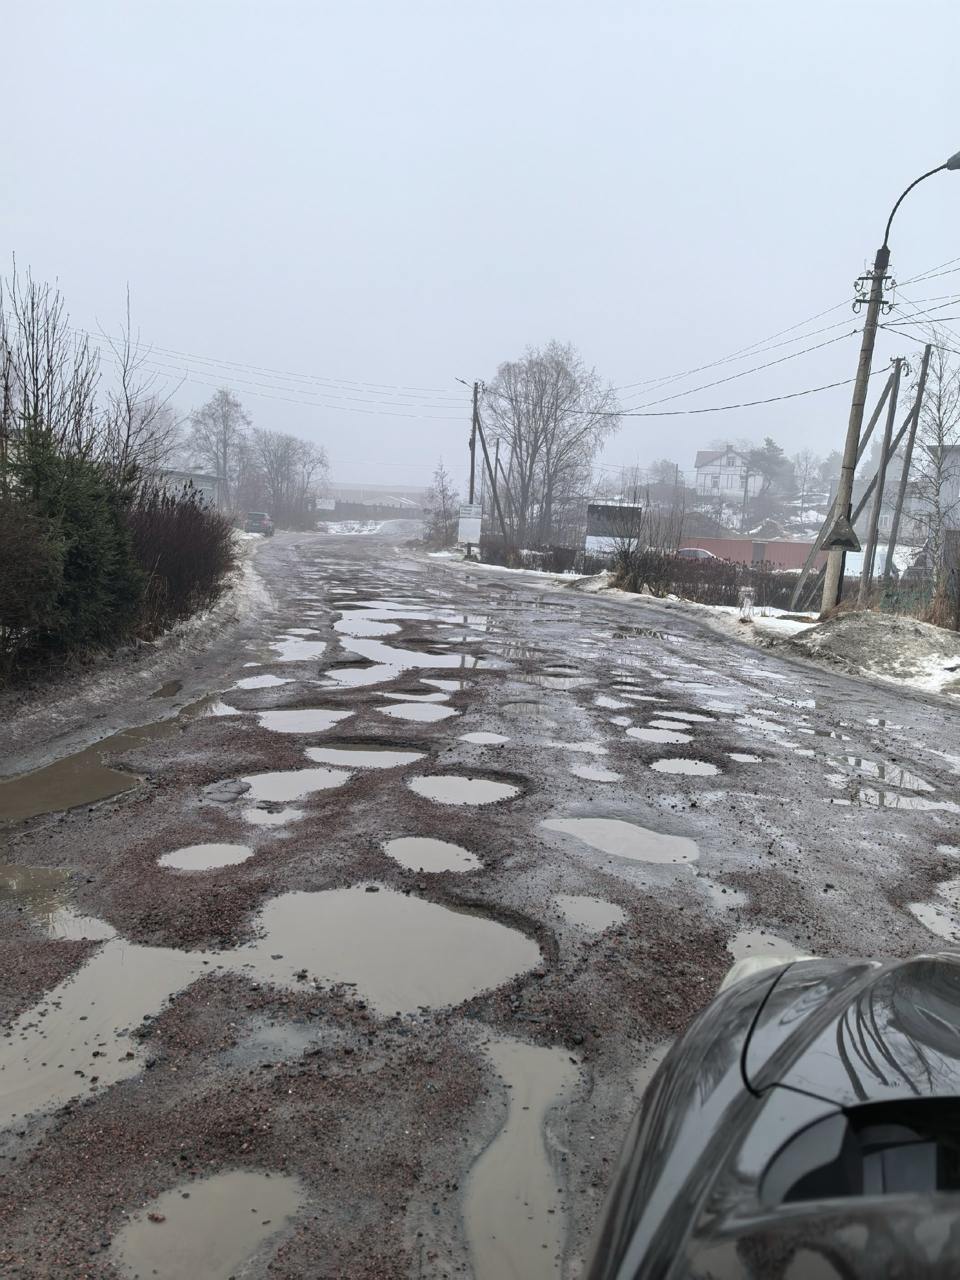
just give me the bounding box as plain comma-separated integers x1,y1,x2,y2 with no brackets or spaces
729,752,762,763
542,818,698,865
334,616,401,637
407,776,521,806
242,806,305,827
727,928,807,962
150,680,183,699
383,837,482,873
241,767,352,803
465,1038,579,1280
0,864,115,941
594,695,630,710
257,709,354,734
460,733,509,745
378,703,460,723
110,1170,305,1280
649,758,720,776
554,894,625,932
268,636,326,662
659,711,716,723
908,877,960,941
382,691,451,703
158,843,254,872
570,764,622,783
233,673,293,690
626,727,692,744
305,746,424,769
648,719,694,731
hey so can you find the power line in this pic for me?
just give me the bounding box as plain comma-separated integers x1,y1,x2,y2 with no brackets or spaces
598,369,880,418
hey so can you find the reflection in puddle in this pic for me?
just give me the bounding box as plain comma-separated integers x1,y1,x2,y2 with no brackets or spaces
383,837,481,873
571,765,622,783
836,788,960,813
305,746,424,769
0,864,115,940
242,805,305,827
627,727,692,745
110,1170,304,1280
542,818,698,865
408,776,521,806
650,758,720,776
242,767,352,802
378,702,460,723
257,708,354,734
460,732,509,745
158,843,254,871
826,757,933,792
233,673,293,690
465,1038,578,1280
554,894,625,932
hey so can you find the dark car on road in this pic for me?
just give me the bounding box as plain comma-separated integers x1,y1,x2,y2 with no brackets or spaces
244,511,275,536
677,547,719,561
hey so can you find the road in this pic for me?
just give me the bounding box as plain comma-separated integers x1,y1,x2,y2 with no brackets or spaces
2,532,959,1278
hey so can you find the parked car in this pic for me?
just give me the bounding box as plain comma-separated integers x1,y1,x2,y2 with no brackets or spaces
244,511,275,536
677,547,719,561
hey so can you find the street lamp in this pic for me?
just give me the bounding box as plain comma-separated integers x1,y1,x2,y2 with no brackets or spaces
819,150,960,617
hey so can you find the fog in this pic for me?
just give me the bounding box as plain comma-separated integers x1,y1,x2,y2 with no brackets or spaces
5,0,957,487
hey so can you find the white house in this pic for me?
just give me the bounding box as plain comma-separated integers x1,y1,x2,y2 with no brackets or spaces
694,447,762,499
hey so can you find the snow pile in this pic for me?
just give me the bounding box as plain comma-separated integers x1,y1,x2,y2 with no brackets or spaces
787,611,960,696
316,520,384,535
567,571,615,593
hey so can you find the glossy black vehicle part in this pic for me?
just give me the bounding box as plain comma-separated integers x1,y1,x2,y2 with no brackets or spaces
587,953,960,1279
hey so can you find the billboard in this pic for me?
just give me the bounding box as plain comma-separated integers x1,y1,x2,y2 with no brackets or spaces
458,503,482,544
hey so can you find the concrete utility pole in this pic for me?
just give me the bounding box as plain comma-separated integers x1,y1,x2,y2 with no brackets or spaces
469,380,479,504
820,150,960,617
858,357,904,604
883,344,932,584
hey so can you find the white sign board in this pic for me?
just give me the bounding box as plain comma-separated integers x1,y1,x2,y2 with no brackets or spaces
316,496,336,511
458,503,482,545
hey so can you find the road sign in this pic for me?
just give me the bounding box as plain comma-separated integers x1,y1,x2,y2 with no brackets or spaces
458,503,482,545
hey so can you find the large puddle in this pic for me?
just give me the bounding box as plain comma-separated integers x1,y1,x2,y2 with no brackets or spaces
305,746,424,769
268,635,327,662
158,843,254,872
110,1169,304,1280
378,702,460,723
407,776,521,806
542,818,698,865
649,758,720,776
465,1038,579,1280
0,885,541,1126
0,864,115,940
257,708,354,734
383,837,482,873
626,727,692,745
460,732,509,745
241,767,352,802
233,673,292,690
554,894,625,933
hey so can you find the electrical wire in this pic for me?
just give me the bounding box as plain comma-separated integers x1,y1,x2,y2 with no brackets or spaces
594,370,880,418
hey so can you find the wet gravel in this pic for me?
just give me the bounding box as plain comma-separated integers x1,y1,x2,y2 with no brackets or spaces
3,532,960,1277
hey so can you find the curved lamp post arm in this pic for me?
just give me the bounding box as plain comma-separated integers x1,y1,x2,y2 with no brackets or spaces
883,150,960,249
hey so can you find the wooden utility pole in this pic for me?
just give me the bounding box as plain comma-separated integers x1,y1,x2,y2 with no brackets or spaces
883,344,932,584
475,417,510,545
469,380,479,504
858,358,903,604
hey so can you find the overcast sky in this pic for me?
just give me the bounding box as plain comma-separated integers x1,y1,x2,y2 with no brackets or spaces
6,1,958,489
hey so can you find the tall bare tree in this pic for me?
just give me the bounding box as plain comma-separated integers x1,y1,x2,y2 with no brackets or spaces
791,448,821,531
483,342,620,547
245,428,328,528
910,337,960,615
187,388,251,508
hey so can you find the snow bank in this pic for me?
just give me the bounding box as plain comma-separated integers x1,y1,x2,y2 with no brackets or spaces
786,611,960,697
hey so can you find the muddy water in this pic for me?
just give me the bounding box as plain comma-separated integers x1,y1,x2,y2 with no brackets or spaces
383,837,482,873
158,843,254,871
150,679,183,698
460,732,509,745
542,818,699,865
649,758,720,776
257,708,354,734
465,1038,579,1280
268,635,327,662
305,746,424,769
554,894,625,933
238,886,541,1013
0,864,114,940
908,877,960,941
378,702,460,723
233,673,293,690
408,776,521,806
334,615,401,637
241,767,352,802
110,1169,304,1280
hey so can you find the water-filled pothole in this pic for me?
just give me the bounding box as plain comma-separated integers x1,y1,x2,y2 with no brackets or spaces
648,719,693,732
460,732,509,745
542,818,698,864
334,615,401,637
150,679,183,698
233,673,293,690
407,776,521,806
242,767,352,802
383,837,482,873
908,878,960,941
305,746,424,769
650,758,720,776
110,1170,305,1280
465,1037,579,1280
727,928,807,963
554,894,625,932
158,843,254,872
257,709,354,734
378,703,460,723
0,864,115,940
626,727,692,745
570,765,622,783
729,752,762,763
268,636,326,662
242,805,305,827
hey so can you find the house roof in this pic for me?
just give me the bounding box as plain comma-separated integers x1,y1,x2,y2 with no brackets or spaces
694,447,749,470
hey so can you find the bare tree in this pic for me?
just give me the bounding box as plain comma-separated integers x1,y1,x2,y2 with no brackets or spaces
424,458,459,548
910,338,960,616
791,448,821,531
483,342,620,547
187,388,251,508
245,428,328,528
